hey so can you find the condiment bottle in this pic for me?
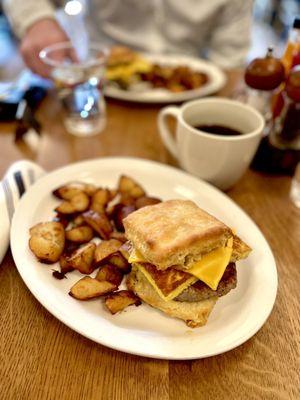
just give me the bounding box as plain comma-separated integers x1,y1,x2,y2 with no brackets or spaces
251,66,300,175
272,18,300,119
272,66,300,147
281,18,300,73
244,47,285,120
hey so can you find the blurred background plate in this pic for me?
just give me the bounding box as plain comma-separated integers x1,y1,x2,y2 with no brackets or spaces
104,54,227,103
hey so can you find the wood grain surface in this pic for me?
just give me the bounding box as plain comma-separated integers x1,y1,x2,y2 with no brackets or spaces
0,71,299,400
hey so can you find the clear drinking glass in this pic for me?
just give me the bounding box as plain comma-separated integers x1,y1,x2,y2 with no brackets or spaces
40,42,108,136
290,163,300,207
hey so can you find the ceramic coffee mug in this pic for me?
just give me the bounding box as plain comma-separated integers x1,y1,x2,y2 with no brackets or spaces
158,97,265,190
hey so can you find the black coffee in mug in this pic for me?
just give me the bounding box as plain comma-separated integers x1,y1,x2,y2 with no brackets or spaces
193,124,243,136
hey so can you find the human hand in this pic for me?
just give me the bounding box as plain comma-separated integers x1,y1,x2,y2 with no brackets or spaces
20,18,76,78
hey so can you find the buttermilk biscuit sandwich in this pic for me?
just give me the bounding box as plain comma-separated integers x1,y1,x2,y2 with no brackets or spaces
124,199,251,328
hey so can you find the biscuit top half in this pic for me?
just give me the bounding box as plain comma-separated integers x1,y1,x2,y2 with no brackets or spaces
123,199,233,270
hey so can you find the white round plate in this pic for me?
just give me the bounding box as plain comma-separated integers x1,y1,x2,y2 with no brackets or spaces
104,53,226,103
11,158,277,360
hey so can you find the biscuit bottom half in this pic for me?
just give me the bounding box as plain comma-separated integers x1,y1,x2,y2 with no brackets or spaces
127,268,218,328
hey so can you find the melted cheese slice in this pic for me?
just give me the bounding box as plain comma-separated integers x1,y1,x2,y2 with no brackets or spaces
137,264,197,301
130,237,233,297
106,59,152,82
129,248,148,264
187,238,233,290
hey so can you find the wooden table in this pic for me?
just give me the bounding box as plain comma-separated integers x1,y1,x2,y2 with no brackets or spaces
0,72,299,400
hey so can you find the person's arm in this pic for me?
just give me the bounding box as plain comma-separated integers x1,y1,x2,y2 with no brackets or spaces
3,0,73,77
206,0,253,69
3,0,56,38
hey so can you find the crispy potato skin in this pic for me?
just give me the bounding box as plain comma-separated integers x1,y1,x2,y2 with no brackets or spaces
59,254,74,274
105,251,131,273
53,182,97,199
90,189,110,213
118,175,145,199
94,239,122,266
96,264,123,287
82,210,113,239
135,196,161,209
67,242,96,274
109,231,127,243
105,290,141,314
29,222,65,263
111,204,136,232
55,192,90,214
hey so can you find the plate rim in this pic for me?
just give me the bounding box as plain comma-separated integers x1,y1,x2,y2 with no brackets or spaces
10,157,277,360
104,53,227,104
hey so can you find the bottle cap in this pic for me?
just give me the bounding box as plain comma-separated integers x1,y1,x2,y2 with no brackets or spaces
293,18,300,29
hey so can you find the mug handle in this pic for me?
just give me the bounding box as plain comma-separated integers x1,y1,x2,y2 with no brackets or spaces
158,106,180,159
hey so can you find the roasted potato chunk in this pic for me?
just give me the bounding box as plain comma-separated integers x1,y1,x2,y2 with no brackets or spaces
109,231,127,243
106,251,131,273
65,226,94,243
94,239,122,266
83,210,113,239
69,277,117,300
109,189,118,201
67,242,96,274
57,241,79,275
53,182,97,199
119,195,136,206
96,264,123,287
29,222,65,263
55,192,90,214
90,189,110,213
59,254,74,274
118,175,146,199
105,290,141,314
135,196,161,209
72,214,85,227
111,204,136,232
53,185,82,200
83,183,97,197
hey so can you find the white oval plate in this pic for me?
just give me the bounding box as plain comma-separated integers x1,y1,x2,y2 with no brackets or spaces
11,158,277,360
104,54,226,103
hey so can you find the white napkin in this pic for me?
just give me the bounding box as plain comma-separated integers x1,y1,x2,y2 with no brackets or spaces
0,160,45,263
